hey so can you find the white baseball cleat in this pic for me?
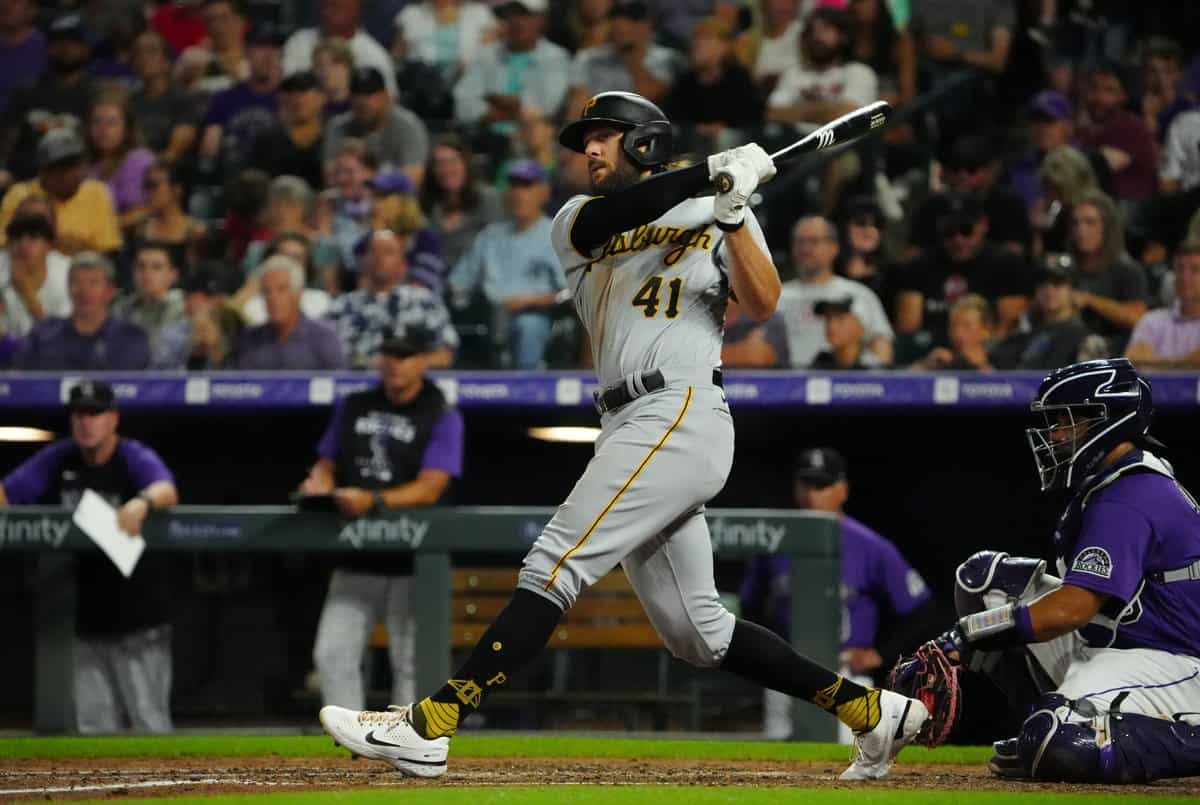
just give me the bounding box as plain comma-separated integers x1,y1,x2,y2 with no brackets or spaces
839,690,930,781
319,704,449,778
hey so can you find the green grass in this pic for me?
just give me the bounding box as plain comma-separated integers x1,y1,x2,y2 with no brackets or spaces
0,734,990,765
105,788,1196,805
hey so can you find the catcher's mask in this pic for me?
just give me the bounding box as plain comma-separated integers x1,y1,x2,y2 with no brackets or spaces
1025,358,1156,492
558,91,673,171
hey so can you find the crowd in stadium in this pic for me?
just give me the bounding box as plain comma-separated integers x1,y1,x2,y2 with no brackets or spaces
1,0,1198,374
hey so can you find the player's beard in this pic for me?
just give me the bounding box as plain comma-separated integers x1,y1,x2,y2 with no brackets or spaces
590,157,642,194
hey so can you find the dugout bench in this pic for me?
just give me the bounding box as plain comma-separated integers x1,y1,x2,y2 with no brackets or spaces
10,506,840,739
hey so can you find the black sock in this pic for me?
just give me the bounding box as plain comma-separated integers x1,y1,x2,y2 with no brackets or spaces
722,618,881,732
412,588,562,738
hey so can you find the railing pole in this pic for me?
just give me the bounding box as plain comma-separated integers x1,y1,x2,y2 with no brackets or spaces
413,552,452,697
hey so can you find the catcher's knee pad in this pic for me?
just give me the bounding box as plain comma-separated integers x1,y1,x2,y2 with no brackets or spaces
954,551,1055,617
1017,694,1200,783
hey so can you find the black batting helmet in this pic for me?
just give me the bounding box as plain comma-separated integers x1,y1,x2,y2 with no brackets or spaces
559,91,672,170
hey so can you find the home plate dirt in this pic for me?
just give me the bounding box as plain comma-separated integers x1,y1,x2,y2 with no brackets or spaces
2,756,1198,800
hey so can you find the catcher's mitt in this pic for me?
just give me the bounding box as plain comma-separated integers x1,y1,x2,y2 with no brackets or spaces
887,641,962,747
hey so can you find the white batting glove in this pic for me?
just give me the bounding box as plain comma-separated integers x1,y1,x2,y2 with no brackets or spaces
707,143,776,184
712,157,758,228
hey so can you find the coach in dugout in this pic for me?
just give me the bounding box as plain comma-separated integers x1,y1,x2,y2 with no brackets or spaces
298,328,463,710
740,447,939,741
0,381,178,733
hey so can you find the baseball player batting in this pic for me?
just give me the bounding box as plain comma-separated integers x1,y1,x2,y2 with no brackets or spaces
891,358,1200,783
320,91,927,780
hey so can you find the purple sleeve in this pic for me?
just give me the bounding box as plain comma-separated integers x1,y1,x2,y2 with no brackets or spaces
316,398,346,460
421,409,464,477
118,440,174,490
2,441,70,503
112,149,155,212
1063,500,1152,603
877,541,932,616
203,89,232,127
844,590,880,649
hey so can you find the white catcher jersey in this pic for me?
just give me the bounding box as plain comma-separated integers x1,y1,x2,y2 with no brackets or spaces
551,194,770,387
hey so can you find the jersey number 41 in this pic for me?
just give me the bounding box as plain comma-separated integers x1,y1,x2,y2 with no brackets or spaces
632,276,683,319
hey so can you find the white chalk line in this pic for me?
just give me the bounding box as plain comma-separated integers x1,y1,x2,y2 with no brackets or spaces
0,777,286,795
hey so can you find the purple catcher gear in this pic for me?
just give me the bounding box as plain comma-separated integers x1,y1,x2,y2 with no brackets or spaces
888,641,962,747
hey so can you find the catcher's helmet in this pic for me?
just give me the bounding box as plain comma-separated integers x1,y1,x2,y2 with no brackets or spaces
1026,358,1156,491
558,91,672,170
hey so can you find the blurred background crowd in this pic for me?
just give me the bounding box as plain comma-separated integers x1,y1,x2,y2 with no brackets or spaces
1,0,1199,375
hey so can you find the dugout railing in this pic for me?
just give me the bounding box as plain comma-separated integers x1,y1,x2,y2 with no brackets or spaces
6,506,840,739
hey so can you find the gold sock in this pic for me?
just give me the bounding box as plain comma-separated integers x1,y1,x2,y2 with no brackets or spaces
812,676,882,733
415,697,460,739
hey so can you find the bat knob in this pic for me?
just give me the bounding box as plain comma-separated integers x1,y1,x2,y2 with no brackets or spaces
715,172,733,194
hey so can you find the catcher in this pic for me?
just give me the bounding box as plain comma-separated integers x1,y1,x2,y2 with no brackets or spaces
892,358,1200,783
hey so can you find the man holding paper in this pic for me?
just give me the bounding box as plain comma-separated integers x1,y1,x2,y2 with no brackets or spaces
0,381,178,733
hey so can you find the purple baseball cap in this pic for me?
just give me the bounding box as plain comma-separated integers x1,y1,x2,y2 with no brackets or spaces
507,159,548,184
1030,90,1073,121
367,170,415,195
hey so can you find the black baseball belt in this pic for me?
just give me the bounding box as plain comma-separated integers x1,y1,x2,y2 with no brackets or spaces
594,368,723,415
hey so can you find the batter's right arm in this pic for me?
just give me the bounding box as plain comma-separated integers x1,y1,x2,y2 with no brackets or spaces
569,163,711,255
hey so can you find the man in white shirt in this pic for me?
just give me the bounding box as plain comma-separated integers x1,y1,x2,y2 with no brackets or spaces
766,7,877,128
0,203,70,338
777,216,893,367
282,0,398,99
754,0,802,90
1160,109,1200,195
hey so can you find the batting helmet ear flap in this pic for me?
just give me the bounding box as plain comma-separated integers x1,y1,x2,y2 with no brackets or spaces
621,119,673,170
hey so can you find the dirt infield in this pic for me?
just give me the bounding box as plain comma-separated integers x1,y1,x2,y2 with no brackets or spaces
2,756,1200,800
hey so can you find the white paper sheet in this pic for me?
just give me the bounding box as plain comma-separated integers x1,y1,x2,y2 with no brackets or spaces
71,489,146,578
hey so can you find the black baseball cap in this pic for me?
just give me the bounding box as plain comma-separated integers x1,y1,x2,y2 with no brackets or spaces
937,193,985,232
68,381,116,414
280,70,321,93
1035,262,1074,286
813,297,854,316
380,328,433,359
610,0,650,20
47,13,88,43
946,135,994,172
794,447,847,488
247,23,286,48
6,212,55,242
350,66,386,95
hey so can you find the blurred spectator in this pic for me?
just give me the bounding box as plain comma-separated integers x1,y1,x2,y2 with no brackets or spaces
393,0,497,83
0,380,178,734
455,0,569,134
240,175,338,279
364,171,447,295
326,138,376,268
312,37,353,117
908,0,1012,79
238,232,334,326
911,293,993,371
1125,241,1200,370
740,446,935,740
1077,62,1156,203
495,105,558,193
15,251,150,370
150,0,206,54
834,195,890,298
198,25,284,180
662,16,762,136
3,13,97,182
567,0,681,117
848,0,916,106
249,70,327,189
419,133,503,270
130,31,199,166
1011,91,1112,211
910,134,1031,258
766,7,877,127
753,0,802,94
184,267,241,370
87,93,156,228
1034,144,1101,256
991,262,1093,371
722,298,791,368
175,0,250,97
1159,108,1200,195
0,0,46,117
300,329,463,711
1066,189,1147,352
282,0,398,98
327,229,459,368
130,162,207,271
1140,37,1193,145
891,194,1034,346
324,67,429,185
777,216,893,368
0,204,70,338
0,128,122,256
448,160,564,369
232,254,346,370
810,298,872,369
112,242,189,370
553,0,613,52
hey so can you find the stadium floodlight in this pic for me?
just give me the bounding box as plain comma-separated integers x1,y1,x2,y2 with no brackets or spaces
0,426,55,443
526,426,601,444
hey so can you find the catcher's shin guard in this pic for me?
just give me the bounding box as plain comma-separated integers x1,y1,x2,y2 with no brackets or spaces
1017,694,1200,783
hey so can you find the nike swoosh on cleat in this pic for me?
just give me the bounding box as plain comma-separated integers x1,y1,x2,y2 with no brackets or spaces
893,699,913,740
364,730,405,748
362,732,445,765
